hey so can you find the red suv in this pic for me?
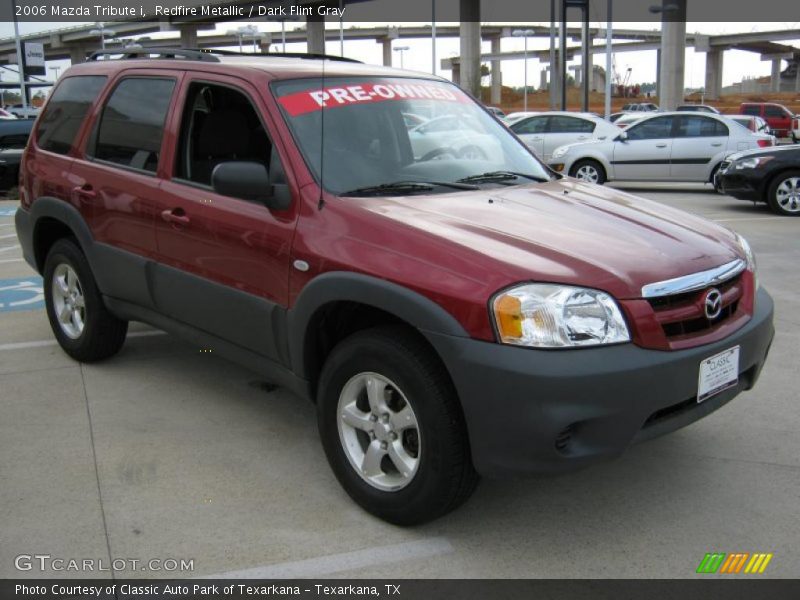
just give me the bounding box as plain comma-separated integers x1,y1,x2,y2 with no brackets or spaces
740,102,796,138
15,49,774,524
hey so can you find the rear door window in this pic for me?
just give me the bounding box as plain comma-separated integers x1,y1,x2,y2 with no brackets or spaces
548,116,595,134
675,116,728,137
36,75,106,155
741,105,760,116
92,77,176,173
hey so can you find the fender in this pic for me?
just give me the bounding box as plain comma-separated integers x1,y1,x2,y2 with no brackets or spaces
287,271,469,379
27,197,96,271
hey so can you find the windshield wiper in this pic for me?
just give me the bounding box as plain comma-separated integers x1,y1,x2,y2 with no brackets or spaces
456,170,550,184
341,180,478,197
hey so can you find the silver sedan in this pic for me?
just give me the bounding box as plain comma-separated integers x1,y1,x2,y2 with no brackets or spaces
547,112,775,186
509,112,622,162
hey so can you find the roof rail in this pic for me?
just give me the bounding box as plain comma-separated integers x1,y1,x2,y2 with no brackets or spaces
87,47,362,64
88,47,220,62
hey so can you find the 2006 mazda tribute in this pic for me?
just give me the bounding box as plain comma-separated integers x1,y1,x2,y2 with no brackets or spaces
15,48,774,524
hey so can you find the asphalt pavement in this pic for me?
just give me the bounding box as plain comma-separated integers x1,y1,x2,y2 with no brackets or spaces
0,184,797,579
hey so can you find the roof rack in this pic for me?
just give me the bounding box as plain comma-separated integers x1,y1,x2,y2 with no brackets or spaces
88,48,219,62
87,47,362,64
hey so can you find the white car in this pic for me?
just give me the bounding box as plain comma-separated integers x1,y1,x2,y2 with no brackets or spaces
408,114,502,162
792,115,800,144
509,112,622,161
7,105,40,119
547,111,774,186
504,111,541,125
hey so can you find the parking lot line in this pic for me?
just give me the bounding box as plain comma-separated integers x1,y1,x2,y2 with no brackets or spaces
0,330,166,352
0,233,17,239
0,244,20,253
201,538,454,579
0,258,23,264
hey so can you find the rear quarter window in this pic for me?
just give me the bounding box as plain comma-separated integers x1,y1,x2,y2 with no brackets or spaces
36,75,107,155
92,77,176,173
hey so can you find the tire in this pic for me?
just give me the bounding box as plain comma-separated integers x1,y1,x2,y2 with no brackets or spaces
317,326,479,525
766,170,800,216
569,159,606,184
43,238,128,362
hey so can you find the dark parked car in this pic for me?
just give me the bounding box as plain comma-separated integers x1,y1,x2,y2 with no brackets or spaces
0,119,33,191
716,145,800,216
15,48,774,524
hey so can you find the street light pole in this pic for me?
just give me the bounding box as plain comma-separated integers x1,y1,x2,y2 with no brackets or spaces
605,0,613,119
394,46,410,69
512,29,534,112
12,0,27,109
431,0,437,75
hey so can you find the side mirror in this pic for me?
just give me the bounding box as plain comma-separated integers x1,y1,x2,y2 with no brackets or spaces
211,161,286,209
616,131,628,142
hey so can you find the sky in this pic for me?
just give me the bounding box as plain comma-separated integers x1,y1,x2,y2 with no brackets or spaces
0,20,798,92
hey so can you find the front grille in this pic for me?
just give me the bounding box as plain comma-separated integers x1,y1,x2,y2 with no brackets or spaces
647,274,743,341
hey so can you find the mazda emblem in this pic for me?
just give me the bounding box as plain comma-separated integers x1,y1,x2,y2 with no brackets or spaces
704,288,723,320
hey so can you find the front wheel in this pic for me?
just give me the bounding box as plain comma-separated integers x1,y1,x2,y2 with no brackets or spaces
317,327,478,525
766,170,800,216
570,159,606,184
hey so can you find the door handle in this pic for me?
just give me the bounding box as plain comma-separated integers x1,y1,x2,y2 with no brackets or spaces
711,142,723,147
161,208,190,226
655,143,668,148
72,184,96,199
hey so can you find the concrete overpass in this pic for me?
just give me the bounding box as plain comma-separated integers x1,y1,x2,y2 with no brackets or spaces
0,0,798,108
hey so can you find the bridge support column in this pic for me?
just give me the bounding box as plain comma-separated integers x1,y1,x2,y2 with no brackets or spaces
382,38,392,66
306,13,325,55
490,35,502,105
795,59,800,92
459,0,481,97
704,49,724,100
69,44,88,64
771,59,782,92
658,0,687,110
179,25,198,48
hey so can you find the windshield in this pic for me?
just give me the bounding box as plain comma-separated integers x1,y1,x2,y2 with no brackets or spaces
272,77,551,195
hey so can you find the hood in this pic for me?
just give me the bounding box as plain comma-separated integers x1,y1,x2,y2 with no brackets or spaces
353,179,742,300
726,144,799,162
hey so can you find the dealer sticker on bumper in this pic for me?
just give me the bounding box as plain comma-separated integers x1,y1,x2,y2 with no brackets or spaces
698,346,740,403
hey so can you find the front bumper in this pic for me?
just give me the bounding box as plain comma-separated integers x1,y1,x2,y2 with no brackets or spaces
426,288,774,478
717,170,762,202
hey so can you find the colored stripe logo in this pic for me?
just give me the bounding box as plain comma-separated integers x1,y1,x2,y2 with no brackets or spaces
697,552,773,574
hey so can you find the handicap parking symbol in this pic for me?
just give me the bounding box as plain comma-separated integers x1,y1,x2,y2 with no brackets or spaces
0,277,45,312
0,207,18,217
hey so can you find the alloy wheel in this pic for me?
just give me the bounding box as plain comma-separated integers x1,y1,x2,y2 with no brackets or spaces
51,263,86,339
775,177,800,213
575,164,600,183
337,372,421,491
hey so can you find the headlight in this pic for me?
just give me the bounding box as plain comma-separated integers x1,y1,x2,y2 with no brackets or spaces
492,284,630,348
734,156,774,170
551,146,569,159
736,233,758,290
